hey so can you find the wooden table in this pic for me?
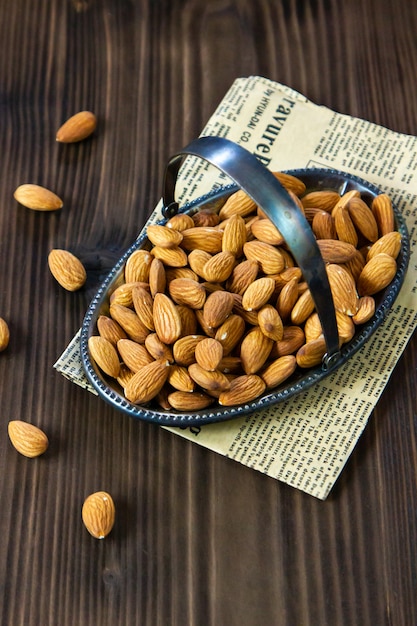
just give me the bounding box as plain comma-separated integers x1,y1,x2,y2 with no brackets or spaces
1,1,416,624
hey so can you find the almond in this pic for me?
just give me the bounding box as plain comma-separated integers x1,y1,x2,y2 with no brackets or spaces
241,277,275,311
116,364,135,388
82,491,115,539
166,213,195,231
218,374,266,406
168,364,195,392
195,337,223,371
218,189,257,220
221,214,247,256
149,258,167,297
173,334,206,366
250,218,285,246
88,336,120,377
273,172,306,196
312,211,337,240
217,356,242,373
14,184,63,211
110,281,150,307
214,314,246,355
48,249,87,291
167,390,215,411
352,296,376,325
192,208,220,227
296,336,327,368
188,363,231,392
371,193,395,235
144,333,174,362
124,358,170,403
243,241,285,275
203,290,235,328
274,326,305,357
276,277,299,321
301,190,341,212
290,289,315,325
177,306,198,337
181,227,223,253
8,420,49,458
357,253,397,296
168,278,206,309
188,249,212,278
366,231,402,261
326,263,359,315
317,239,357,264
165,267,199,284
333,206,358,246
240,327,273,374
147,224,183,248
56,111,97,143
261,355,297,388
109,303,150,343
257,304,284,341
132,285,156,330
226,259,259,295
151,245,188,268
116,339,153,372
152,293,182,344
202,251,236,282
97,315,127,345
347,197,379,242
124,250,152,283
0,317,10,352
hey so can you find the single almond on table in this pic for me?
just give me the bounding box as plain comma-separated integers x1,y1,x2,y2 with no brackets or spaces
14,184,63,211
8,420,49,457
56,111,97,143
48,249,87,291
0,317,10,351
82,491,115,539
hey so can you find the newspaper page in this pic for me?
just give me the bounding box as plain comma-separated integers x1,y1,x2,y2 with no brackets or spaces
54,76,417,500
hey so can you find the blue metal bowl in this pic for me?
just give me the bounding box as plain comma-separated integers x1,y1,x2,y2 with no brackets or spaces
80,139,409,426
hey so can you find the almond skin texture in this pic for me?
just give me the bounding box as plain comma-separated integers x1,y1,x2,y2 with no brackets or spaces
82,491,115,539
261,355,297,388
48,249,87,291
0,317,10,351
14,184,63,211
8,420,49,458
357,253,397,296
56,111,97,143
167,391,215,411
124,358,170,403
88,336,120,378
218,374,266,406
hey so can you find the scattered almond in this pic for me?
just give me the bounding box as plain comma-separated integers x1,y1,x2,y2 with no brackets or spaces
14,184,63,211
82,491,115,539
56,111,97,143
8,420,49,458
0,317,10,351
48,249,87,291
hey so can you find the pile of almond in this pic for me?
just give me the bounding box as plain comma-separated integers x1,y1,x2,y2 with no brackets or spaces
88,172,401,411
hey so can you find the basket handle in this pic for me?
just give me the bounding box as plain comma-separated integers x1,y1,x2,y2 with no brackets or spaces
162,136,341,369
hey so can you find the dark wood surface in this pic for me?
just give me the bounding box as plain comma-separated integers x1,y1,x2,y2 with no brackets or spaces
0,1,416,624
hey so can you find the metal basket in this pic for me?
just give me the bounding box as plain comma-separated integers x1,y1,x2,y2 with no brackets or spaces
80,137,410,426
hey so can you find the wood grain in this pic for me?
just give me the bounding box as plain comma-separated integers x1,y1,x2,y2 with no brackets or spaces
0,0,416,624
